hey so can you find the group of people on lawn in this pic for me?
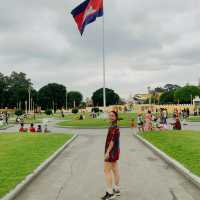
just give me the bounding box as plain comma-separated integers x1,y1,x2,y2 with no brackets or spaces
19,123,48,133
137,108,182,132
0,112,9,125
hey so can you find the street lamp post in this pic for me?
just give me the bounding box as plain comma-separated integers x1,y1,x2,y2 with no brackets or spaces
191,94,193,105
66,87,68,111
31,98,33,113
28,86,31,113
25,101,27,114
74,100,76,108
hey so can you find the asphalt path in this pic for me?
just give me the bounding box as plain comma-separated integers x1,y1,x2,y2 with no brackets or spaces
12,128,200,200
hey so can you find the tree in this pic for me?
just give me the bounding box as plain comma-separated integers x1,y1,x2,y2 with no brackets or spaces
0,73,9,108
160,91,175,104
38,83,66,111
174,86,200,104
164,84,180,92
79,102,86,109
7,72,32,109
92,88,120,106
67,91,83,108
154,87,165,93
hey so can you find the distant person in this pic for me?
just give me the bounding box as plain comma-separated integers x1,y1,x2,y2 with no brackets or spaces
16,117,20,124
137,113,144,132
144,110,152,131
61,109,64,118
19,123,28,133
79,114,83,120
37,125,42,133
102,111,120,200
131,118,135,128
29,123,36,133
186,108,190,118
82,111,86,119
171,117,182,130
44,124,50,133
5,112,8,125
163,109,168,124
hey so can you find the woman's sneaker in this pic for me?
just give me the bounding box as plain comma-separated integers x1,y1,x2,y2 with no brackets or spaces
113,189,121,197
101,192,116,200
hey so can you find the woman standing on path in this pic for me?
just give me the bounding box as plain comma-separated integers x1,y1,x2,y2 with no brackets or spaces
101,111,120,200
144,110,153,131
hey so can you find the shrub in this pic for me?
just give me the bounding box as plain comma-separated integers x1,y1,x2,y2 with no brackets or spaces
92,107,100,113
72,108,79,114
15,109,24,116
45,109,53,115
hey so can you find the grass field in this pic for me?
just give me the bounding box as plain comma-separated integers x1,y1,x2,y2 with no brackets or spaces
57,112,137,128
141,131,200,177
0,133,73,198
9,113,86,124
188,116,200,122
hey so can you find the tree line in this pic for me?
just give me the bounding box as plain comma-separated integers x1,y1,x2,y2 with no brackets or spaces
148,84,200,104
0,72,121,111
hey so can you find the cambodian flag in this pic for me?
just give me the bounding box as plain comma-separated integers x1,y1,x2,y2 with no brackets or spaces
71,0,103,35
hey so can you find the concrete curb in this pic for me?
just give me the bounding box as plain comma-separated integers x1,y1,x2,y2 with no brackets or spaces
1,134,78,200
135,133,200,190
0,125,14,130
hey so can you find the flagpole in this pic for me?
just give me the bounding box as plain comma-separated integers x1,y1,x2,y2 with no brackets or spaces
102,9,106,111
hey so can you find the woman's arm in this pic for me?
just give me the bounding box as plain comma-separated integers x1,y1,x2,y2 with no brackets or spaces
105,141,114,159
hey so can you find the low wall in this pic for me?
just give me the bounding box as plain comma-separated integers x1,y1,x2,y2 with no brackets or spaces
0,109,15,113
133,104,195,113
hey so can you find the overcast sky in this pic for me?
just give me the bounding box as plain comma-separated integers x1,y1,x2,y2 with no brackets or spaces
0,0,200,99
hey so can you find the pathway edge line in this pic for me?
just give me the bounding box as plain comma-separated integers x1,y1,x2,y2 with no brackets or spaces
1,134,78,200
135,133,200,190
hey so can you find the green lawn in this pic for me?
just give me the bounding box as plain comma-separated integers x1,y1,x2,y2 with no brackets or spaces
57,112,137,128
0,133,73,198
188,116,200,122
141,131,200,177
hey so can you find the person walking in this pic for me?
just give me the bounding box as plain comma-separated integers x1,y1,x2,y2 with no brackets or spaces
144,110,153,131
101,111,120,200
137,113,144,132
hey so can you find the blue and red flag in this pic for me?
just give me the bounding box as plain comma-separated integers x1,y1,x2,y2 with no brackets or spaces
71,0,103,35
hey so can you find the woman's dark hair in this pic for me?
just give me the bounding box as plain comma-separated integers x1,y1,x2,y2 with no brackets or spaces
110,111,118,124
30,123,34,127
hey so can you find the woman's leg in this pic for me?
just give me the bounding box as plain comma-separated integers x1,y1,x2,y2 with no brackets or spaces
104,161,113,194
111,161,120,188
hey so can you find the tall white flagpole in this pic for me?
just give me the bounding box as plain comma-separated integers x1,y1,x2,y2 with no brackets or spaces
102,5,106,110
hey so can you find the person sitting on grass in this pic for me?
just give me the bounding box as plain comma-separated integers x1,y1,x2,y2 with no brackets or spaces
152,116,160,130
44,124,50,133
29,123,36,133
171,117,182,130
79,114,84,120
19,123,28,133
37,125,42,133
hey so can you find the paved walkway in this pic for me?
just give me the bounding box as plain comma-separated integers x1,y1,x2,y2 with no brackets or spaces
4,119,200,133
13,128,200,200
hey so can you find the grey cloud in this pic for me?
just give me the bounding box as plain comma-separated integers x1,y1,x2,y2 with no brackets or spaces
0,0,200,98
